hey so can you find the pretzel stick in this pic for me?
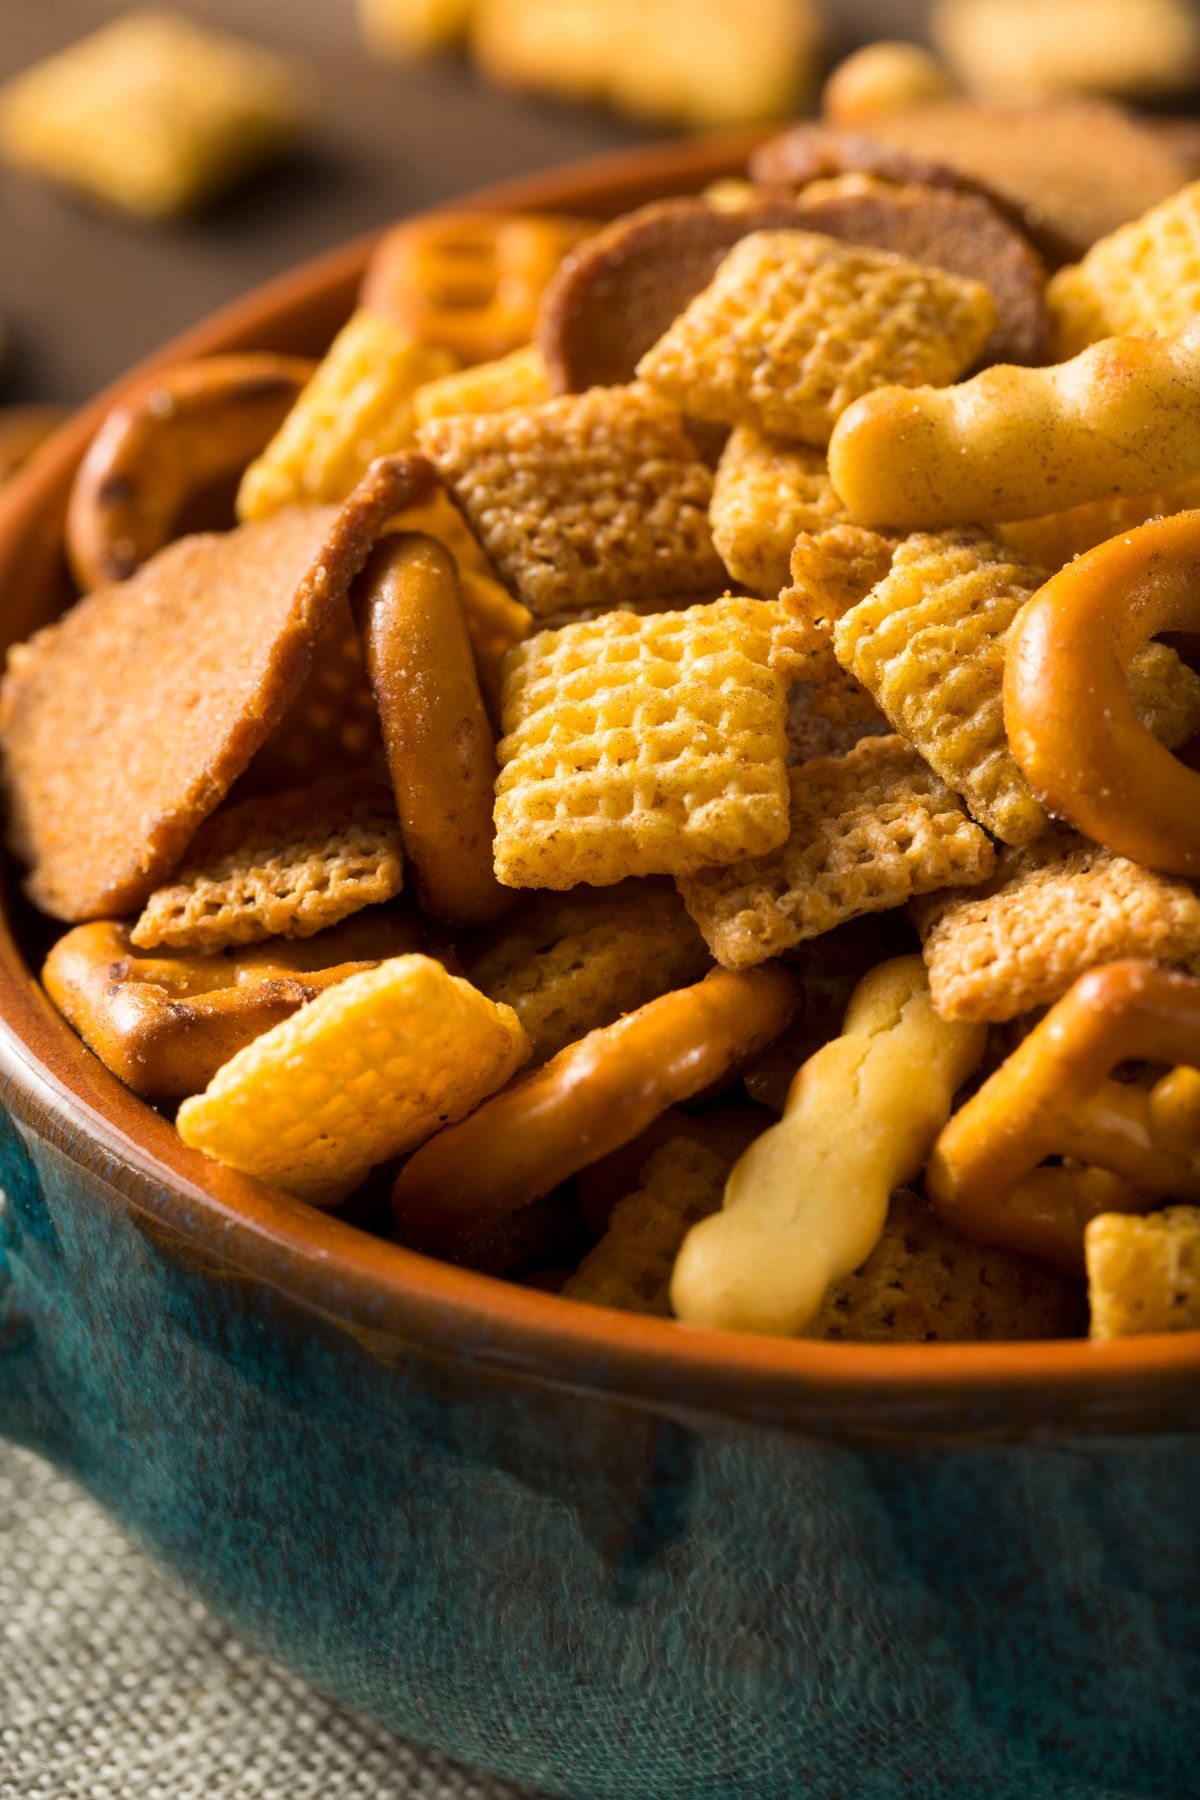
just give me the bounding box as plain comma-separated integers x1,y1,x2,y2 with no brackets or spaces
391,963,801,1256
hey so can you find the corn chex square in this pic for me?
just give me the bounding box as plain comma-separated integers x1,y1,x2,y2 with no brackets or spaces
779,523,897,722
1086,1207,1200,1339
418,385,723,617
176,954,529,1203
833,528,1050,845
463,877,709,1064
1047,179,1200,356
678,734,994,968
913,828,1200,1021
0,11,309,218
637,228,996,445
131,771,403,951
493,598,792,889
709,426,852,599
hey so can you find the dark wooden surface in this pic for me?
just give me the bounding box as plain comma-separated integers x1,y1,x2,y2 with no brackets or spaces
0,0,930,406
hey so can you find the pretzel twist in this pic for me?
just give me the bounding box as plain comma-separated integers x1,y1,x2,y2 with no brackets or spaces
1005,508,1200,878
66,354,315,591
927,960,1200,1271
353,533,513,928
362,211,595,364
391,964,801,1256
42,916,424,1099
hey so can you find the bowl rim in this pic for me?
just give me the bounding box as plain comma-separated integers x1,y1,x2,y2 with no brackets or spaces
0,127,1196,1435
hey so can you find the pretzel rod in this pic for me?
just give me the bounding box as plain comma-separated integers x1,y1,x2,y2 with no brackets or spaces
391,963,801,1256
66,354,315,590
927,960,1200,1269
354,533,512,929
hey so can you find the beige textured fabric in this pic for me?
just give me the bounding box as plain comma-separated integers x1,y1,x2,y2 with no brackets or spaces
0,1444,533,1799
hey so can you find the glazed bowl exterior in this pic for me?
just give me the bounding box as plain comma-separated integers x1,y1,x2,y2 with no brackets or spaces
0,136,1197,1800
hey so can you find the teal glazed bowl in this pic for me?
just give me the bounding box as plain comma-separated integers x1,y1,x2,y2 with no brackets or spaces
0,135,1198,1800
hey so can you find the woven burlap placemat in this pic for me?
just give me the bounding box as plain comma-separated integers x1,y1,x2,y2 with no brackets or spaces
0,1443,539,1799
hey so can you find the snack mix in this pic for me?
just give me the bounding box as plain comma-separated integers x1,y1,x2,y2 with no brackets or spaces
7,52,1200,1347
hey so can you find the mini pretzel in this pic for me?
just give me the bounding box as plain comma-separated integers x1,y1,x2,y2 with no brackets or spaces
1005,509,1200,878
361,211,595,364
66,354,315,591
927,960,1200,1271
391,963,801,1257
353,533,512,928
42,914,423,1099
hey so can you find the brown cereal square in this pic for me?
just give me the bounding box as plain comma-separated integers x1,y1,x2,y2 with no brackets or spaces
462,877,710,1064
913,828,1200,1021
493,598,792,889
709,426,851,598
779,522,897,721
131,772,404,951
677,734,994,967
418,385,724,617
637,228,995,444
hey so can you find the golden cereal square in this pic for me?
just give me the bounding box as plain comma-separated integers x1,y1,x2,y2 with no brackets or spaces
419,385,724,617
778,523,897,721
1086,1206,1200,1339
412,346,550,425
677,734,994,968
1047,179,1200,355
0,11,309,218
131,772,403,951
709,426,852,598
463,877,709,1063
834,529,1051,845
913,829,1200,1021
637,229,996,445
563,1136,730,1315
812,1188,1084,1341
237,310,455,522
493,598,792,889
176,953,529,1203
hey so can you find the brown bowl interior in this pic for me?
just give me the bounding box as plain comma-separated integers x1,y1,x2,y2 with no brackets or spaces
0,129,1196,1435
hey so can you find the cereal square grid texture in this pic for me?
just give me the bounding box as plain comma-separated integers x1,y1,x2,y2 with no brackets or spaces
462,877,709,1064
493,599,792,889
237,311,454,522
811,1189,1084,1342
419,386,723,617
1047,179,1200,356
709,427,851,599
131,772,404,951
0,11,308,218
779,523,897,723
0,1443,533,1800
176,955,528,1203
1085,1206,1200,1338
833,528,1049,846
913,829,1200,1022
563,1136,729,1315
677,735,994,969
636,229,996,445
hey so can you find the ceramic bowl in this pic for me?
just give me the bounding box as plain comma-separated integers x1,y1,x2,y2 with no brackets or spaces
0,134,1196,1800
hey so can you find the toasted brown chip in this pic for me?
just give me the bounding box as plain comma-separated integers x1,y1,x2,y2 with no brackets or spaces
0,454,433,921
749,119,1007,210
787,174,1049,366
419,386,723,617
802,99,1194,264
535,195,809,393
913,829,1200,1022
131,772,404,951
461,877,710,1064
812,1188,1084,1341
677,735,995,968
